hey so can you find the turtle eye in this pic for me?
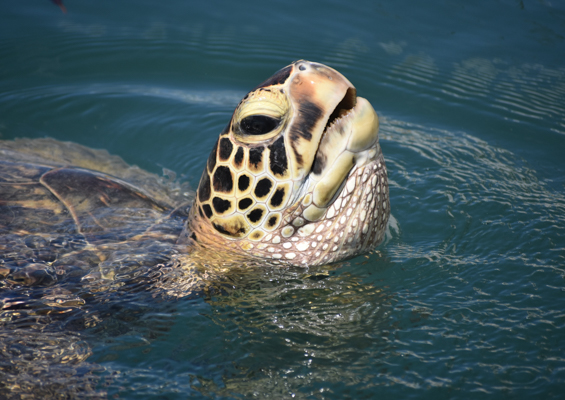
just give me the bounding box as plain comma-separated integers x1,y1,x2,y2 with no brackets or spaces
240,115,279,136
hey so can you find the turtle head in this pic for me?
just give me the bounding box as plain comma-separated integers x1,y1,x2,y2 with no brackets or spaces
187,60,389,266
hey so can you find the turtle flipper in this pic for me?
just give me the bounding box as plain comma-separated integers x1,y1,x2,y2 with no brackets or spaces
40,167,170,242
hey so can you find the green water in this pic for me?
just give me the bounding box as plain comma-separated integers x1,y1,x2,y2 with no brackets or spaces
1,0,565,398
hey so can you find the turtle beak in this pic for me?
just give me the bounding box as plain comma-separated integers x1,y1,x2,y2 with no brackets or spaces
298,83,380,222
277,60,380,222
308,96,380,210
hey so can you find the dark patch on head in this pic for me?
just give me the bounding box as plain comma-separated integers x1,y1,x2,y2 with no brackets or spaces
198,172,211,202
291,101,322,141
219,123,230,136
238,197,253,210
234,146,244,167
268,136,288,177
267,215,279,227
213,166,233,193
238,175,250,192
311,151,327,175
248,147,264,170
270,187,285,208
292,149,303,166
254,178,273,198
213,223,230,235
213,220,247,237
212,197,232,214
202,204,213,219
289,101,323,166
250,231,262,240
190,232,197,241
207,139,218,173
218,138,233,161
247,208,264,223
254,65,292,90
198,206,205,218
212,223,229,236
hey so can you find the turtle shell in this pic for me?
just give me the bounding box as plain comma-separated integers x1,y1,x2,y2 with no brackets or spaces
0,138,191,287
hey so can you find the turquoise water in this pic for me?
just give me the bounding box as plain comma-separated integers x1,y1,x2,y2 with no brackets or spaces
1,0,565,398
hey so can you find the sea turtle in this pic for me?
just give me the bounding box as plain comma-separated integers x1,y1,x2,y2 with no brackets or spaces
0,60,390,284
1,60,389,287
0,60,390,398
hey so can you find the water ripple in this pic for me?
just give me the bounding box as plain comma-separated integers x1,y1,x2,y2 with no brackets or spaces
0,84,243,107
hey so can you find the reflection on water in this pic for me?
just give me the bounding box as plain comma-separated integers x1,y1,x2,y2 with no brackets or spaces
88,261,396,398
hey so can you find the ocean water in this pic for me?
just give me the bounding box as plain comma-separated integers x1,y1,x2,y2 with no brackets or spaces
1,0,564,398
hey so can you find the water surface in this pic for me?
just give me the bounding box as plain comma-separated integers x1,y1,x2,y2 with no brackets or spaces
1,1,564,398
